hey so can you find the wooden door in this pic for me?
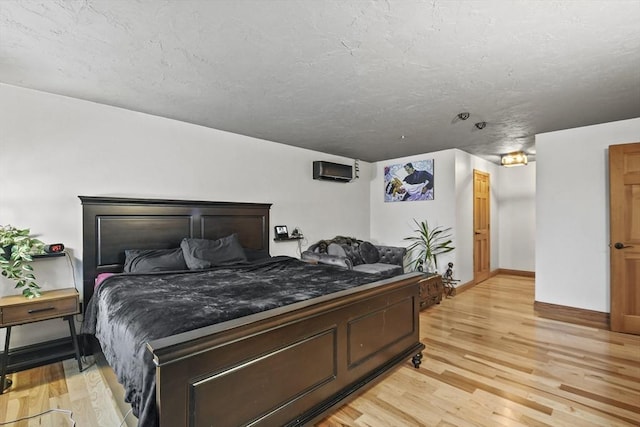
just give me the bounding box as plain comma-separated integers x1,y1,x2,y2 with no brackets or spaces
609,142,640,334
474,170,491,283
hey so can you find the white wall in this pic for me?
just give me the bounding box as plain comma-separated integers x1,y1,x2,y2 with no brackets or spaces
0,83,372,346
369,150,457,272
369,149,501,284
498,162,536,271
536,117,640,312
0,82,543,348
454,150,501,283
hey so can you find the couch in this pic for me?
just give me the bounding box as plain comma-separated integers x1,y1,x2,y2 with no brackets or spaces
301,237,406,276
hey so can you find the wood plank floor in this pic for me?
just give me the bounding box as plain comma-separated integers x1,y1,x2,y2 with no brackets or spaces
318,275,640,426
0,356,124,426
1,274,638,426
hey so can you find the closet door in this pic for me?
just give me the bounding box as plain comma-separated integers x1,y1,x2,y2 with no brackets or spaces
474,170,491,283
609,142,640,334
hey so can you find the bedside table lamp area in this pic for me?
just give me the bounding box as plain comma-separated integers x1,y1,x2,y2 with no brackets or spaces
0,252,82,393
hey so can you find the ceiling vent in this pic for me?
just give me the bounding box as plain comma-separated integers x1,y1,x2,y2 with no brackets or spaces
313,161,353,183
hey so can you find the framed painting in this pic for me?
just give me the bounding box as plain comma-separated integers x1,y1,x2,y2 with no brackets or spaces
384,159,434,202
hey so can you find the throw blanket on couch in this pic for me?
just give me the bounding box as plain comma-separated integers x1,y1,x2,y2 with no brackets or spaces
312,236,381,266
314,236,361,253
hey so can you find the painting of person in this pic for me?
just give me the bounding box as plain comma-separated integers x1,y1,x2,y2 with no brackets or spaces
385,176,406,201
384,159,434,202
401,162,433,201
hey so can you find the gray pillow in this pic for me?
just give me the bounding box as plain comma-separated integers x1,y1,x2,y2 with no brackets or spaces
123,248,187,273
359,241,380,264
327,243,347,257
180,234,248,270
341,244,364,266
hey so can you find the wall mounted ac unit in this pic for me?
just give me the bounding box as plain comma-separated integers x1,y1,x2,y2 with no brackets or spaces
313,161,353,183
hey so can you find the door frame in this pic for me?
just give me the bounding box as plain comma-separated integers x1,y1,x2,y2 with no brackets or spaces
473,169,491,283
609,142,640,334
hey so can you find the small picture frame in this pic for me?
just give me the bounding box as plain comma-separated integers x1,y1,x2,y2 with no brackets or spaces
274,225,289,239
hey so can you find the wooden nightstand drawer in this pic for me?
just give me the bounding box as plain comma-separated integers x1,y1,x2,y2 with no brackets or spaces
0,289,79,327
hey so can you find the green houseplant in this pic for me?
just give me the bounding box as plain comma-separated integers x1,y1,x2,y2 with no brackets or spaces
404,219,454,273
0,225,45,298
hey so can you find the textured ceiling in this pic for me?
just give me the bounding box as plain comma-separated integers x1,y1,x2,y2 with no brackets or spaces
1,0,639,163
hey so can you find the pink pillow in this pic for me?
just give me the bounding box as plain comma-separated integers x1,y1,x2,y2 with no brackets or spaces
95,272,115,289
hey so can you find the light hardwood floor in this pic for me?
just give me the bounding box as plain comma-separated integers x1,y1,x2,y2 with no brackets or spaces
1,275,638,426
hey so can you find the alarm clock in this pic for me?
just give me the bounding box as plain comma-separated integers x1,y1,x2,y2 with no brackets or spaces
44,243,65,253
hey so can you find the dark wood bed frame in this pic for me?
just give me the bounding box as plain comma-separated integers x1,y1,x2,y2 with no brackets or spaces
79,196,425,427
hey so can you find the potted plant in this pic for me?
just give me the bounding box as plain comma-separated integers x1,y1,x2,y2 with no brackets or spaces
404,219,454,273
0,225,45,298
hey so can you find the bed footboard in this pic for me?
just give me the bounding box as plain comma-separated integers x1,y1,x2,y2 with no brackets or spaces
148,273,424,427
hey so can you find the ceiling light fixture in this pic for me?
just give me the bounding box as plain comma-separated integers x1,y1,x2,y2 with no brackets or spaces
501,151,528,167
474,121,487,130
457,112,470,120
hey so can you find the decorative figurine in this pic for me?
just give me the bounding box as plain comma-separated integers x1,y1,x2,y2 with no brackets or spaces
442,262,459,297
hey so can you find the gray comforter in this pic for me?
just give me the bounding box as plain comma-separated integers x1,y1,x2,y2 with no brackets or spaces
81,256,397,427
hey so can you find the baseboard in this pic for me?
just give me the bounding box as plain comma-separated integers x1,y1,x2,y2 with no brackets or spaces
496,268,535,278
454,279,477,294
534,301,610,329
452,273,608,330
454,269,534,294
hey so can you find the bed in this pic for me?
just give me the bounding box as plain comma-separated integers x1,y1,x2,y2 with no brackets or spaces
79,196,425,427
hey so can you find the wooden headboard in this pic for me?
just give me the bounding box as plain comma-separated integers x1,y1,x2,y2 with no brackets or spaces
79,196,271,308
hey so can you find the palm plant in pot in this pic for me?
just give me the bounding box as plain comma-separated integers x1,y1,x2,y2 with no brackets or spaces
0,225,45,298
404,219,454,273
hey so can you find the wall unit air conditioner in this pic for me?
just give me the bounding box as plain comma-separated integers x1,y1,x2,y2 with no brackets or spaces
313,161,353,183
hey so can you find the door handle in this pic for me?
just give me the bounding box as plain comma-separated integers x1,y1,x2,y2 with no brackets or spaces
613,242,633,250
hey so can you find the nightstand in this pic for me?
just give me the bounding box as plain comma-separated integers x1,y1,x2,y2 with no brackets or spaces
0,288,82,393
